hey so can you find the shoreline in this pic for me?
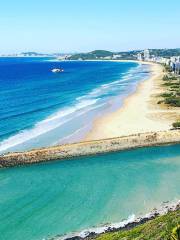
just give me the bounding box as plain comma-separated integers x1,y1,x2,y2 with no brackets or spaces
49,200,180,240
0,59,148,154
0,130,180,168
1,60,179,240
0,60,180,168
85,61,177,141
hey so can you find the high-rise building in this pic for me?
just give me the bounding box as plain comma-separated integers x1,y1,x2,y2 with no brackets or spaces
144,49,150,61
137,53,143,61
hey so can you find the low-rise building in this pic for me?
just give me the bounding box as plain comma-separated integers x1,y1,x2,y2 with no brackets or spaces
112,54,122,59
175,62,180,75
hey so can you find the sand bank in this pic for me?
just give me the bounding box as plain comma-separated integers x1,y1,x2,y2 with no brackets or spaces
85,62,180,141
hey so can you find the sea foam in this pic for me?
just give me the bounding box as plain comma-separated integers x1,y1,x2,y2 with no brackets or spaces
0,98,100,153
0,63,149,153
49,200,180,240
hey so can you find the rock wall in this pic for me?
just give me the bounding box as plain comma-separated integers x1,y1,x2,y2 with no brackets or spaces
0,130,180,168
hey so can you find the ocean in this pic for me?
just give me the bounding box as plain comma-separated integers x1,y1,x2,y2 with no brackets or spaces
0,58,150,153
0,144,180,240
0,59,179,240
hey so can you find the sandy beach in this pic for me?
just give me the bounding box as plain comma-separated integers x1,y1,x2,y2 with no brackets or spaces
85,61,180,141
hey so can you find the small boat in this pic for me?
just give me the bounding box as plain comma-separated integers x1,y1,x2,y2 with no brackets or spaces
51,68,64,73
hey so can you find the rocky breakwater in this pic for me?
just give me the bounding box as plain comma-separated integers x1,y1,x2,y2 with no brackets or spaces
0,130,180,168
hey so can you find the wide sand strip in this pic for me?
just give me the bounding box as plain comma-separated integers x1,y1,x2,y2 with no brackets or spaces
85,62,180,141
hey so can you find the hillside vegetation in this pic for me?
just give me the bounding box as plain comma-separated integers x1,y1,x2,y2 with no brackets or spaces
68,50,114,60
158,65,180,128
68,49,180,60
94,209,180,240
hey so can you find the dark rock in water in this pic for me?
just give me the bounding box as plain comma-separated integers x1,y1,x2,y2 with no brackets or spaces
50,201,180,240
66,237,83,240
86,232,96,239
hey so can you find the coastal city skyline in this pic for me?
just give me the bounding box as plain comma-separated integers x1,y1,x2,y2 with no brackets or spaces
1,0,180,54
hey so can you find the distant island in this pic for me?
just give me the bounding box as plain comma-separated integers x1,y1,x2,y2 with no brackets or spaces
0,51,71,58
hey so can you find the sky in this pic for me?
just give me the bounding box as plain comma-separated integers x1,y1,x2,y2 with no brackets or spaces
0,0,180,54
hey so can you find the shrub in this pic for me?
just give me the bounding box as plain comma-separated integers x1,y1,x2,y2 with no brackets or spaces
172,122,180,129
163,75,169,81
171,225,180,240
160,93,174,98
163,82,170,86
169,76,178,81
164,97,180,107
170,85,180,89
164,82,179,87
157,100,164,104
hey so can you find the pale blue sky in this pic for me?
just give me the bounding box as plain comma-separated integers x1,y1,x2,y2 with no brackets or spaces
0,0,180,54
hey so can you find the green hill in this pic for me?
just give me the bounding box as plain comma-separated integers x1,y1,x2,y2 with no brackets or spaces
94,209,180,240
90,50,114,57
68,50,114,60
150,48,180,57
68,48,180,60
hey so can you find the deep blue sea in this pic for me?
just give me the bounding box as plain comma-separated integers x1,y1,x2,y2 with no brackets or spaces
0,58,150,153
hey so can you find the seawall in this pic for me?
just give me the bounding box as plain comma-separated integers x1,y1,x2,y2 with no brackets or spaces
0,130,180,168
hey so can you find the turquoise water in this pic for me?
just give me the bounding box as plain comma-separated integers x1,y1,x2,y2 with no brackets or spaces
0,58,150,153
0,144,180,240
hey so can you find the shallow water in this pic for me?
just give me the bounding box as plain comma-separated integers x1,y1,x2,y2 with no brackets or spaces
0,144,180,240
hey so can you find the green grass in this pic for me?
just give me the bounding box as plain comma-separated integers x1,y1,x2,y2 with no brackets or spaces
95,209,180,240
160,68,180,110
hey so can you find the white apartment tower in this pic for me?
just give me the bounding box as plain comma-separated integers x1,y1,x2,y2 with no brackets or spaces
137,53,143,61
144,49,150,61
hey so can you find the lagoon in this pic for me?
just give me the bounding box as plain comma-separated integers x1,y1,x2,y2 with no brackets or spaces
0,144,180,240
